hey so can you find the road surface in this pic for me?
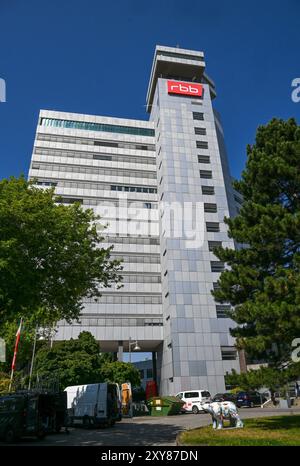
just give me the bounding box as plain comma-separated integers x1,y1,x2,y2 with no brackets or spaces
4,407,300,446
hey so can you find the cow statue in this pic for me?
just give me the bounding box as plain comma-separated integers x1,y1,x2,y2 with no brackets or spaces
202,401,244,429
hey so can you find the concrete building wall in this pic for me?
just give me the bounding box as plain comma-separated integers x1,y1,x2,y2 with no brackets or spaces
29,110,164,354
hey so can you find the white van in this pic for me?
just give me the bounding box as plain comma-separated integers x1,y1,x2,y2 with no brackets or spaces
176,390,211,414
65,383,120,427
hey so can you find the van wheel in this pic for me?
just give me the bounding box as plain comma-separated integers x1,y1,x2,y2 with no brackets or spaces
83,416,90,429
37,428,46,440
192,405,199,414
55,423,62,433
4,427,16,443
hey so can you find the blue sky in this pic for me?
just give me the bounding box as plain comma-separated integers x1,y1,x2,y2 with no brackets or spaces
1,0,299,362
0,0,299,182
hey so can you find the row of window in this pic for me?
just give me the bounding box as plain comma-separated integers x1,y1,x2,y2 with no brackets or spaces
34,179,158,195
111,185,157,194
111,254,160,264
121,274,161,283
158,50,204,62
102,236,160,245
31,162,157,180
35,180,57,187
87,294,162,304
195,130,223,280
82,293,232,318
40,118,155,137
36,133,155,151
34,147,156,166
56,197,157,210
94,140,155,151
61,316,163,326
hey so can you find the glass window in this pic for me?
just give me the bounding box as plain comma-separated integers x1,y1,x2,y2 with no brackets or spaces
206,222,220,232
185,392,199,398
40,118,155,137
192,112,204,121
201,186,215,195
211,261,225,272
208,240,222,251
204,203,217,213
200,170,212,179
146,369,153,378
221,348,237,360
194,127,206,135
196,141,208,149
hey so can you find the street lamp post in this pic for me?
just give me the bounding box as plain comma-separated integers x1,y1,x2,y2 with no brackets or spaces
128,337,141,363
28,325,49,390
28,325,38,390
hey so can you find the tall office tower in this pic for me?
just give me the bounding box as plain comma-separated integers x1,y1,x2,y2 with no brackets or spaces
28,45,241,396
146,46,241,395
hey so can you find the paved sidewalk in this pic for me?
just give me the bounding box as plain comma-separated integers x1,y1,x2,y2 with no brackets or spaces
6,407,300,446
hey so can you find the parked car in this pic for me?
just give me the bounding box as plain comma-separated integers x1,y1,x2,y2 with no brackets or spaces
236,391,267,408
212,392,237,403
65,382,120,428
176,390,211,414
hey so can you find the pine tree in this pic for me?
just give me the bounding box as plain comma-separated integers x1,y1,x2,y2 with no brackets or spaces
213,118,300,390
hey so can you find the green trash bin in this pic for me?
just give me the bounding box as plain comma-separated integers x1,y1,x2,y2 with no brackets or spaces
147,396,184,416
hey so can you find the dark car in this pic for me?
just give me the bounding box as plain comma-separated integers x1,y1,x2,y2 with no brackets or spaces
212,393,237,403
236,391,266,408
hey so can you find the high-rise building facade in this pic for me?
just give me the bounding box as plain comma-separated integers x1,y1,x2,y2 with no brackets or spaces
28,45,241,395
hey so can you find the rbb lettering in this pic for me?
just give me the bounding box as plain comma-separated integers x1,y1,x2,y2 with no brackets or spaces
167,80,203,97
171,84,198,93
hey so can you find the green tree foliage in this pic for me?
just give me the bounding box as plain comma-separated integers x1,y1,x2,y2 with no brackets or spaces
33,332,141,390
34,331,103,389
213,118,300,387
0,372,10,394
0,319,36,374
225,368,287,392
0,176,122,326
101,361,141,387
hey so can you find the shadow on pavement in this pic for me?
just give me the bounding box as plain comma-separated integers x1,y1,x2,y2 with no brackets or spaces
2,421,184,446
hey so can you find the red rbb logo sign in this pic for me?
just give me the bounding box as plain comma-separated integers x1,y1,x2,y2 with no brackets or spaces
167,80,203,97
